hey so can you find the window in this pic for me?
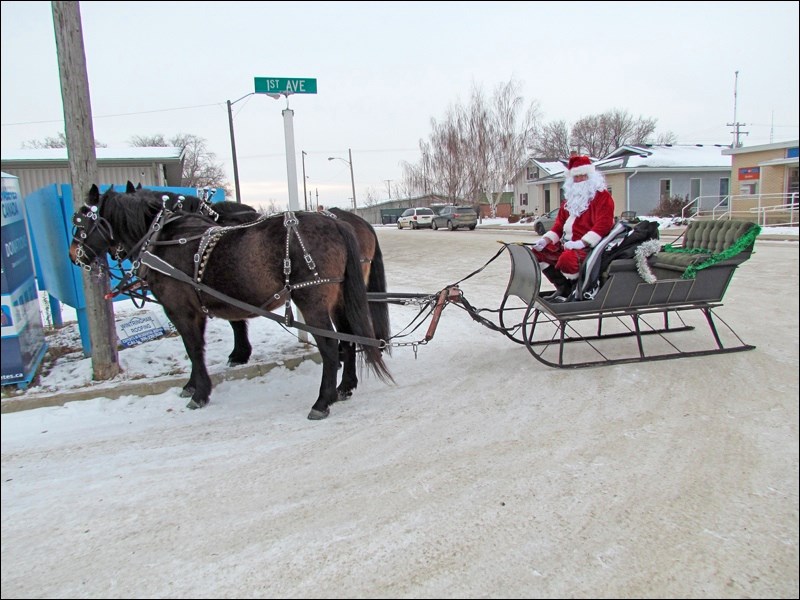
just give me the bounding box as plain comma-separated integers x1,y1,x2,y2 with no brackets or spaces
519,193,528,206
526,166,538,180
660,179,672,200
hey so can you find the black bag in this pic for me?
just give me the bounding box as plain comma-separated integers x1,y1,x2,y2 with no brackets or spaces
598,220,660,274
572,220,660,301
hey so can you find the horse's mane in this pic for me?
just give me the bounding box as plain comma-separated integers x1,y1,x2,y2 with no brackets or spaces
98,188,162,241
98,188,222,247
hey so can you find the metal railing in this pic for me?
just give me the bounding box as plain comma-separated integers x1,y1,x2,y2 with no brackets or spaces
682,192,799,227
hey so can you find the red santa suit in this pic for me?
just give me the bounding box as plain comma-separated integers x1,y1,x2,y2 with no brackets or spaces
534,155,616,281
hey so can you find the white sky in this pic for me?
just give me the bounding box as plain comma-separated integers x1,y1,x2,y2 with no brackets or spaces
1,1,798,211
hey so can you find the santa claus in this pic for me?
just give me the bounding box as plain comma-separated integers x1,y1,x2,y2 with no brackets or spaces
530,154,615,301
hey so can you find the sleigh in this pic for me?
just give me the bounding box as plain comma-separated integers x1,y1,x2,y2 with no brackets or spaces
491,218,760,368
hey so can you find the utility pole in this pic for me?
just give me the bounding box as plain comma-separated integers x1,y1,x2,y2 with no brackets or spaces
348,148,357,211
301,150,308,211
726,70,749,148
51,0,119,377
384,179,393,199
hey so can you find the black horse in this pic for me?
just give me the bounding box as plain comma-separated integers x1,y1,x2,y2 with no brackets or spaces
71,185,392,419
123,182,260,367
121,185,391,401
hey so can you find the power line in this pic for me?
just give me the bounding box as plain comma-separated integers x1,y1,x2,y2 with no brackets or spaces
1,102,222,127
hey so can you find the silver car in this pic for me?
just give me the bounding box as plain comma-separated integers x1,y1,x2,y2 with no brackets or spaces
532,207,559,235
431,206,478,231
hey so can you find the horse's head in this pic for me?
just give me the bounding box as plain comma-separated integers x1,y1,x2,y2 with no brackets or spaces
69,184,117,270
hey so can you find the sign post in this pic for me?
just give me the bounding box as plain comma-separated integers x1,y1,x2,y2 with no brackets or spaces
254,77,318,212
254,77,318,343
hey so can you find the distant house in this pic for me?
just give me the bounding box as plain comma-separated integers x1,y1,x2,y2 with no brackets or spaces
509,159,566,216
0,147,185,199
511,145,732,217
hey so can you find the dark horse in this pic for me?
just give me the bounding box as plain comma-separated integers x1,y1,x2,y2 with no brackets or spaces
122,182,260,367
70,185,392,419
121,184,391,401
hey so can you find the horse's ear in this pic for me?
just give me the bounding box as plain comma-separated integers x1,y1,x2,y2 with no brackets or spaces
136,182,142,190
126,181,136,193
87,184,100,205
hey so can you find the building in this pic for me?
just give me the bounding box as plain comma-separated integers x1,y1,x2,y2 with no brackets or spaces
0,147,185,199
511,145,732,219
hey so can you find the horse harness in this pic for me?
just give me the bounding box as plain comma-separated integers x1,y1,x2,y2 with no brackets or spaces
75,200,382,348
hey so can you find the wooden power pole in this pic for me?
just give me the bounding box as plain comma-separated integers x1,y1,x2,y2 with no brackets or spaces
51,1,120,379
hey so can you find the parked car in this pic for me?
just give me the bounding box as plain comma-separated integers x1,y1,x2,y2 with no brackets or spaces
397,207,435,229
532,207,559,235
431,206,478,231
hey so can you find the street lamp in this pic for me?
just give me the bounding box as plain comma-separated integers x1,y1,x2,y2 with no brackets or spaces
328,148,357,211
226,92,255,203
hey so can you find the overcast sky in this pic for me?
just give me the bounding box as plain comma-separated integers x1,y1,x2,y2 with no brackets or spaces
1,1,798,210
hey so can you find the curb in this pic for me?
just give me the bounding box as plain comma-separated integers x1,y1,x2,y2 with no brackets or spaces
1,351,322,414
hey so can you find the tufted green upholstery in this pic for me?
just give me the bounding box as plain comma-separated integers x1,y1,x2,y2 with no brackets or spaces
682,220,758,254
651,219,759,274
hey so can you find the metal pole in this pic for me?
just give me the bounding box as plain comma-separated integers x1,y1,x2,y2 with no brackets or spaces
227,99,242,203
226,92,254,203
283,109,300,211
301,150,308,211
348,148,357,211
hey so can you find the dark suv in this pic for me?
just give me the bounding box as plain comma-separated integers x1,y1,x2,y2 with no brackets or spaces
432,206,478,231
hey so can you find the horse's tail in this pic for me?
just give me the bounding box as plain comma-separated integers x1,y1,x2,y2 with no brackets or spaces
366,236,391,355
337,222,393,383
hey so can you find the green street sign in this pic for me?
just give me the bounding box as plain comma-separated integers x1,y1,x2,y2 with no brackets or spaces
254,77,317,95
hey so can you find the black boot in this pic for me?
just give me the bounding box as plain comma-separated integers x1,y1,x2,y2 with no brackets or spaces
542,267,576,302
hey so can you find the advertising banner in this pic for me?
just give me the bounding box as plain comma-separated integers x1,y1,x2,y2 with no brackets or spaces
1,173,47,386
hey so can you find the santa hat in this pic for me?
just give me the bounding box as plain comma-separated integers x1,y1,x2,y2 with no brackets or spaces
566,155,595,178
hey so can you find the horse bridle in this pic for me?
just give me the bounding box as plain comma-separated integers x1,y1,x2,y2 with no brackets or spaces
71,204,118,270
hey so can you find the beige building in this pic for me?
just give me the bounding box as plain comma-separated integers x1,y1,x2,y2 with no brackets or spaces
721,140,798,225
0,147,185,199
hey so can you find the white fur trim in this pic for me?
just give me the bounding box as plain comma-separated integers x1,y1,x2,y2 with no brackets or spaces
544,231,559,245
568,164,595,177
563,271,579,280
583,231,602,247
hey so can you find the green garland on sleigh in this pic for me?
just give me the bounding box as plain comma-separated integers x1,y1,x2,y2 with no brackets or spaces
661,224,761,279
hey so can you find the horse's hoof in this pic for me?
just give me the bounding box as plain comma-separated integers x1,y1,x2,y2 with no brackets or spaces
180,386,194,398
227,358,249,367
307,408,330,420
337,389,354,402
186,398,208,410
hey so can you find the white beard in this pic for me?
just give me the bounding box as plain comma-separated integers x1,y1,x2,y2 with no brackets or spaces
563,171,606,217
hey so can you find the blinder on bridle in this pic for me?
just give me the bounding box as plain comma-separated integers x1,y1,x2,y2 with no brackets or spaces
72,204,116,269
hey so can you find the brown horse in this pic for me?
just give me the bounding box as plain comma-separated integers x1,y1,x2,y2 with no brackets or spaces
70,185,392,419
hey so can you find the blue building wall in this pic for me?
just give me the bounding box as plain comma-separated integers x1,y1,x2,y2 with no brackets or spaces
626,171,730,215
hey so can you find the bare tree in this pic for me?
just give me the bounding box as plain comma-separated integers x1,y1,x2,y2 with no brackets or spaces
530,120,571,159
129,133,231,196
362,186,381,207
402,77,539,216
22,131,106,148
532,109,675,158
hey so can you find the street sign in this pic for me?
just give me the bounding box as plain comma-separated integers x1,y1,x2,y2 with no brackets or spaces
254,77,317,95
